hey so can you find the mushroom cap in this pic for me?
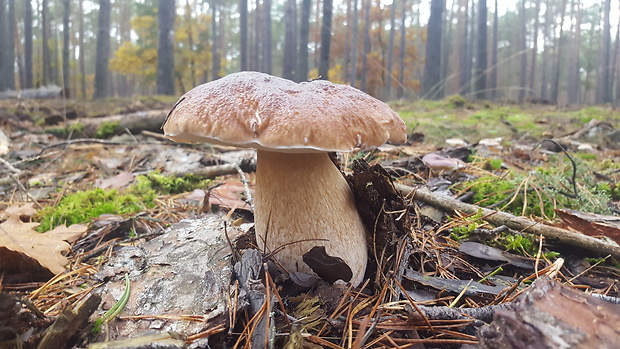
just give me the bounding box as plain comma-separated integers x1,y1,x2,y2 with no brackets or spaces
163,71,407,153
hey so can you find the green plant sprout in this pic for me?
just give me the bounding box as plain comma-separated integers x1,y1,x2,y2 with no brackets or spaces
92,273,131,335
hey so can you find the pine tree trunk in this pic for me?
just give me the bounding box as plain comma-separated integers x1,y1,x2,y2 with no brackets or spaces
298,0,311,81
0,0,7,91
385,0,397,99
422,0,444,99
157,0,175,95
397,0,406,98
24,0,33,89
528,0,541,98
567,0,581,105
518,0,527,102
349,0,359,86
550,0,567,104
283,0,297,80
211,0,219,80
263,0,272,74
489,0,498,100
597,0,612,103
62,0,70,96
318,0,332,80
360,0,371,92
93,0,111,100
458,0,469,95
78,0,86,98
240,0,248,71
474,0,487,99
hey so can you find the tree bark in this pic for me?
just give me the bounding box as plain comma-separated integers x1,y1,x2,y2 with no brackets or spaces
474,0,487,99
385,0,397,99
211,0,219,80
518,0,527,102
397,0,406,98
422,0,444,99
156,0,175,95
41,0,51,86
597,0,612,104
240,0,248,71
23,0,33,89
0,0,7,91
458,0,469,95
350,0,359,87
297,0,311,81
528,0,541,98
488,0,498,100
360,0,371,92
78,0,86,98
262,0,272,74
318,0,333,80
93,0,111,100
567,0,581,105
283,0,297,81
550,0,568,104
62,0,70,96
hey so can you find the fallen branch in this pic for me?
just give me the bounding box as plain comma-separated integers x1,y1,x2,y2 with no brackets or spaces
395,183,620,258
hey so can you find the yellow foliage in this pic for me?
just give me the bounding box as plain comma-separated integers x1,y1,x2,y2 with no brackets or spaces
306,65,344,84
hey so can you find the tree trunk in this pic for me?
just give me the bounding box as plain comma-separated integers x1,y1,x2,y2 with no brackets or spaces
62,0,70,96
518,0,527,102
397,0,406,98
540,0,552,101
0,0,7,91
597,0,612,103
360,0,371,91
318,0,332,80
567,0,581,105
78,0,86,98
550,0,567,104
157,0,175,94
441,0,455,95
263,0,272,74
349,0,359,86
489,0,498,100
41,0,51,86
385,0,397,99
24,0,33,89
458,0,469,95
283,0,297,80
297,0,311,81
422,0,444,99
93,0,111,100
211,0,219,80
240,0,248,71
252,0,261,72
474,0,487,99
528,0,541,98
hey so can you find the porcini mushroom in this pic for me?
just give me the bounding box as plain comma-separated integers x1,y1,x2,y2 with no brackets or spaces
163,72,406,286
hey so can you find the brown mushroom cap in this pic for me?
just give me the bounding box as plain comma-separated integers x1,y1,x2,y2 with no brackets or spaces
163,71,406,153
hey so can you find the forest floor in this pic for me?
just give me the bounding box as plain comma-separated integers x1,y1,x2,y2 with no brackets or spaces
0,96,619,348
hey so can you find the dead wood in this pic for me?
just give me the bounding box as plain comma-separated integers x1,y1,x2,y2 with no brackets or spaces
36,294,101,349
66,110,168,137
556,208,620,244
477,277,620,349
395,183,620,259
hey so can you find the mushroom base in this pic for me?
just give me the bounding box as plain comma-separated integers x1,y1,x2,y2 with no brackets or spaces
254,150,368,286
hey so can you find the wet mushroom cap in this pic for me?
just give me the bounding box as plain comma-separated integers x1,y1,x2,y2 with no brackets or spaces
162,71,406,152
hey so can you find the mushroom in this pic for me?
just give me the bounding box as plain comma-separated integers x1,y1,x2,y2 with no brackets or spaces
163,72,406,286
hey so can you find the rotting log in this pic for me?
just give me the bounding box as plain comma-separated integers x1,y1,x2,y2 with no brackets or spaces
395,183,620,259
67,110,168,137
477,277,620,349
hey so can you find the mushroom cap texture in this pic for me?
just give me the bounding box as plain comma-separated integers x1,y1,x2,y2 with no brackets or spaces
163,71,407,153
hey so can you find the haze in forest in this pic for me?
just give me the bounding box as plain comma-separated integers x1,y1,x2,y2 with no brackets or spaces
0,0,618,106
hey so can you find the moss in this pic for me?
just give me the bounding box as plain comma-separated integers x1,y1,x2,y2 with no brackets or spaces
446,94,467,108
94,121,120,139
36,172,211,232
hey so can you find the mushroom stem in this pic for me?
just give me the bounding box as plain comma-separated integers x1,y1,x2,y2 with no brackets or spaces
254,150,367,286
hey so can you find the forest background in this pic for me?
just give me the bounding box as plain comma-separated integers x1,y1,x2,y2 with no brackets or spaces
0,0,618,106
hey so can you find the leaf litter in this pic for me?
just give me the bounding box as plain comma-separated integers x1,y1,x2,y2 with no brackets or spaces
0,101,619,348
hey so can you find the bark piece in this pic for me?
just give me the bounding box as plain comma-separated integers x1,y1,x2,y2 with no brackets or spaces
37,294,101,349
556,208,620,244
94,214,244,340
65,110,168,137
478,277,620,349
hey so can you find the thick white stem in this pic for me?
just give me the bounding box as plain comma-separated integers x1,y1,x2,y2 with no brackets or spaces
254,150,367,286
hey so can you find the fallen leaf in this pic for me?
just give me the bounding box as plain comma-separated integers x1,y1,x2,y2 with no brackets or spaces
3,202,38,217
95,172,135,190
0,215,70,275
209,181,253,211
46,223,89,243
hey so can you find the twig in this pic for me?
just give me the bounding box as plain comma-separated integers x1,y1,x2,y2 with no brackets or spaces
533,139,578,199
396,183,620,259
235,164,254,211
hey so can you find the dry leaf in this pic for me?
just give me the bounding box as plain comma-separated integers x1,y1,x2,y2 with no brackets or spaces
0,215,70,275
3,202,38,218
46,223,89,243
95,171,136,190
